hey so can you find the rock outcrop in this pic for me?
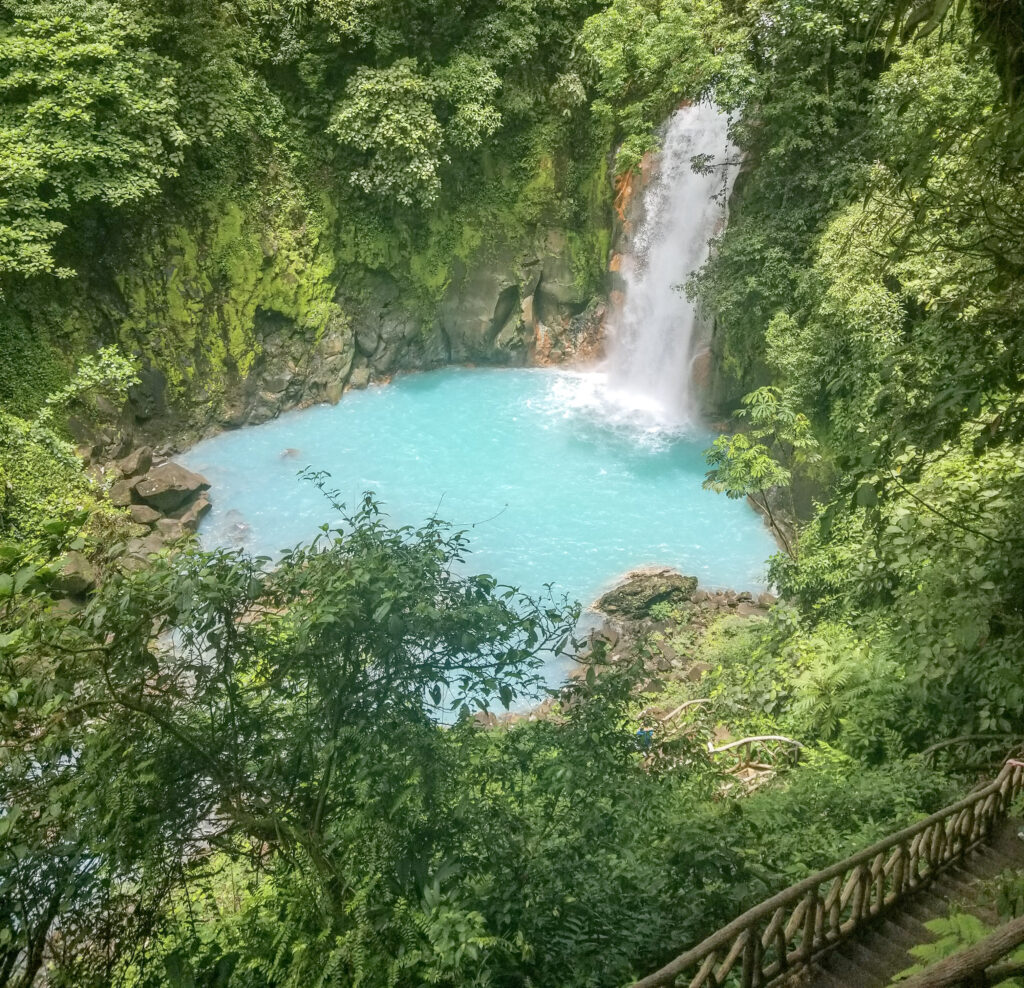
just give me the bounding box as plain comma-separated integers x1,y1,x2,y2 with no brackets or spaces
595,568,699,620
437,233,603,368
103,448,212,560
110,226,609,453
583,568,777,688
134,462,211,513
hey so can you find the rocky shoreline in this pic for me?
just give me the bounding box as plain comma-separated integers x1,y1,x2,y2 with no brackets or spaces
474,567,777,727
91,237,611,458
76,447,212,580
583,567,774,687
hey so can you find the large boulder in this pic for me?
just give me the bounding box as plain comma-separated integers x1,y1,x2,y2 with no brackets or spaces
154,517,186,541
355,323,380,357
54,551,98,597
115,446,153,479
168,492,212,532
134,463,211,512
347,364,371,391
128,503,162,526
595,568,698,620
108,478,137,507
438,247,532,363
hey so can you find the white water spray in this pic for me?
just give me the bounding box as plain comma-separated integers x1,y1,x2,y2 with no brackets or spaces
564,103,737,438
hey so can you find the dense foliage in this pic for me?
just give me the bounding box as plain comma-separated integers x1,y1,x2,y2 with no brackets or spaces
583,0,1024,749
0,0,612,416
4,0,1024,984
1,486,957,986
699,0,1024,745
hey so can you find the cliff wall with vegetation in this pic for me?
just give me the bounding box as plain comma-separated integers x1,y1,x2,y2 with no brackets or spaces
0,0,614,448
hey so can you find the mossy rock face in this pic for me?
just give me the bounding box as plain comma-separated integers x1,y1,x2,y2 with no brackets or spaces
0,117,617,449
595,568,699,620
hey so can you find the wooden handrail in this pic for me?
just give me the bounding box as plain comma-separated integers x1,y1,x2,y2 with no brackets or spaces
920,734,1024,764
632,760,1024,988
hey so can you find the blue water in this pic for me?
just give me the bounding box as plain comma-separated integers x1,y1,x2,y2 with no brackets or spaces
179,367,775,664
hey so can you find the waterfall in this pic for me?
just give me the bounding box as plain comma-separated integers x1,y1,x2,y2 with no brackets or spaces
603,103,737,431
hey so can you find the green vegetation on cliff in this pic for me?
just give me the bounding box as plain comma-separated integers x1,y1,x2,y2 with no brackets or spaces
704,3,1024,744
582,0,1024,747
0,0,614,427
4,0,1024,985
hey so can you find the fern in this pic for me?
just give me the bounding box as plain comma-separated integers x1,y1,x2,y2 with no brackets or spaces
893,912,1024,986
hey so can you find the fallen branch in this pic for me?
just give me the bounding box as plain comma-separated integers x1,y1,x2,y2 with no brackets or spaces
708,735,804,755
919,734,1024,759
896,914,1024,988
659,698,711,723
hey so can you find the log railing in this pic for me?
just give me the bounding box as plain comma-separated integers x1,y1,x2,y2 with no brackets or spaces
633,760,1024,988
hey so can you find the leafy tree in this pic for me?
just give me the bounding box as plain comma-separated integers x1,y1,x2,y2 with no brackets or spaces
0,487,578,985
704,431,793,552
0,347,136,549
581,0,744,171
328,56,501,208
0,0,186,278
704,387,820,557
32,345,138,433
329,59,447,206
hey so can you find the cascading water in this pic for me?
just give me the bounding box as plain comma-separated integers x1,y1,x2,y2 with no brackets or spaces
562,102,737,437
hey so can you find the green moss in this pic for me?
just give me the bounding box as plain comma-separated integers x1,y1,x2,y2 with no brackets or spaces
110,176,341,416
565,120,615,297
407,247,452,299
0,411,117,552
388,114,615,315
1,112,617,427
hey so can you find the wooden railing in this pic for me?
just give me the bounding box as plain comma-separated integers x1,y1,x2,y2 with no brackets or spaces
633,760,1024,988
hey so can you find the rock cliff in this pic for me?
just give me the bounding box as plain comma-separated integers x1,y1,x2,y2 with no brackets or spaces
118,223,608,453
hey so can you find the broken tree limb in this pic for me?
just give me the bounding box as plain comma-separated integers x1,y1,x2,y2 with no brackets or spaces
896,914,1024,988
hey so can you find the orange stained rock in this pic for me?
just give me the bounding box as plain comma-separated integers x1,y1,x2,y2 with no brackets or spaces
531,322,554,366
640,149,658,186
614,170,635,222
